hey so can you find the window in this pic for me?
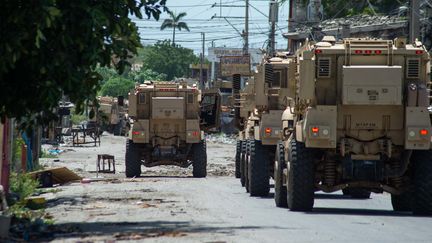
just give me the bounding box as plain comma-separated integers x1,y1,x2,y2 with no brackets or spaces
138,93,146,104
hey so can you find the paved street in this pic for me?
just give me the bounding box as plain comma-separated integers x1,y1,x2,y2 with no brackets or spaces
38,134,432,242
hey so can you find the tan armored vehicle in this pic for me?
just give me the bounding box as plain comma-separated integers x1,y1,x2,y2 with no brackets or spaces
98,96,129,136
274,37,432,215
126,81,219,178
234,53,296,197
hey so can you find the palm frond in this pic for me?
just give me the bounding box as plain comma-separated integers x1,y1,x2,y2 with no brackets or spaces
160,19,174,30
175,12,187,22
177,22,190,32
167,10,175,19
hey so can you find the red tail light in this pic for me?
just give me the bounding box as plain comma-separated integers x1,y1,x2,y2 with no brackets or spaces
312,127,319,133
315,49,322,54
132,131,141,135
420,129,429,136
364,50,372,55
416,50,424,55
354,50,363,54
374,50,382,54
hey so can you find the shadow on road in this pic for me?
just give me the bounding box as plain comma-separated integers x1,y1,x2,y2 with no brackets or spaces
47,220,286,241
306,207,422,217
314,193,370,200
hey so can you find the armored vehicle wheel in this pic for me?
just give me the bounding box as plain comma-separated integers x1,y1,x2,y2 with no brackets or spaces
342,188,371,199
274,142,288,208
391,192,412,212
287,139,315,211
411,150,432,215
240,141,247,187
192,140,207,178
248,140,270,197
235,141,242,178
245,140,251,192
125,140,141,178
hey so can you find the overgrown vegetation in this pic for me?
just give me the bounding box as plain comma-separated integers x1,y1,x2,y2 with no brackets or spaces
0,0,167,128
7,173,58,239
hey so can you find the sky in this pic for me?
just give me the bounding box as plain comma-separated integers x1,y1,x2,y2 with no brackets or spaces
133,0,290,54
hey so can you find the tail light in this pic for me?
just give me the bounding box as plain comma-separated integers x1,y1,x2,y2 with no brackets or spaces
420,129,429,136
311,127,319,133
265,128,272,134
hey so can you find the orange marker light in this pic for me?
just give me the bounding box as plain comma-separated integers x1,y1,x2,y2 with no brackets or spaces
265,128,272,134
312,127,319,133
420,129,429,136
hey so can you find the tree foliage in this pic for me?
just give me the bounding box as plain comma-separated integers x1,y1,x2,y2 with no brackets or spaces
0,0,167,126
100,77,135,97
280,0,407,18
97,66,166,97
160,11,190,46
139,40,199,80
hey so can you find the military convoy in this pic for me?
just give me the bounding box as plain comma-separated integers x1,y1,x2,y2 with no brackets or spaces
125,81,219,178
234,37,432,215
97,96,130,136
234,53,296,196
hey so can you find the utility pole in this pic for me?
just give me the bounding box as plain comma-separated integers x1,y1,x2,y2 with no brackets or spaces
269,1,278,56
244,0,249,55
409,0,420,43
211,1,248,55
200,32,205,89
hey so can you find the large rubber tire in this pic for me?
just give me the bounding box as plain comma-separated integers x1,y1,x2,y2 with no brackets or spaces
274,142,288,208
240,141,247,187
412,150,432,215
192,140,207,178
125,140,141,178
287,139,315,211
343,188,371,199
245,140,251,192
235,141,242,178
248,140,270,197
391,192,412,212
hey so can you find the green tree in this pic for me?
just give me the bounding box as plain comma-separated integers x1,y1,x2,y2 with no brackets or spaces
279,0,406,19
0,0,167,126
132,69,167,83
139,41,199,80
160,11,190,46
100,77,135,97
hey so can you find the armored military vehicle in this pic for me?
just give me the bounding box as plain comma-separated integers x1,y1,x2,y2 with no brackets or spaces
125,81,219,178
97,96,130,136
234,53,296,197
275,37,432,215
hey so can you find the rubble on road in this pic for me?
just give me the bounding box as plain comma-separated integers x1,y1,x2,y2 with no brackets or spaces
206,133,236,145
28,167,82,187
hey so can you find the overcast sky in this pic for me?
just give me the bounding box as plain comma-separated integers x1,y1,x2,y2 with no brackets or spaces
133,0,290,54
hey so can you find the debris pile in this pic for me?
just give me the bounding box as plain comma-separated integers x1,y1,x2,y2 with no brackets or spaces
206,133,236,145
294,14,405,33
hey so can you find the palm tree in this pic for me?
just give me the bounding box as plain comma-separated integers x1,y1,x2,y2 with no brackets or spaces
160,11,190,46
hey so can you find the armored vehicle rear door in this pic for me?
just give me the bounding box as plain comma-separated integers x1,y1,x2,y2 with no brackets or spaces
200,90,221,131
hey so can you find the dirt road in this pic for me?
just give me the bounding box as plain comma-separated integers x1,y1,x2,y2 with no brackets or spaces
40,134,432,242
